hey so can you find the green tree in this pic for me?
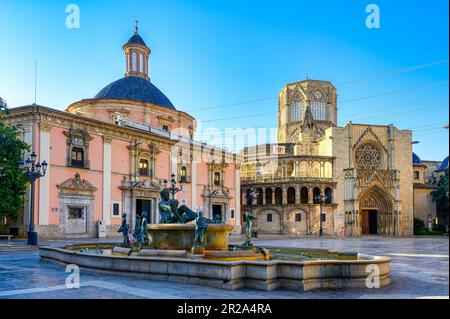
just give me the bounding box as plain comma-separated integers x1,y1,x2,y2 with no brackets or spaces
431,171,449,230
0,98,30,222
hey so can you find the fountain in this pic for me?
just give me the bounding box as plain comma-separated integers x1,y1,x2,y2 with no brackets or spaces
39,174,391,291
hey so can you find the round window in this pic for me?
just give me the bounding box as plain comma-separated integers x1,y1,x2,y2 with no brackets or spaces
355,143,383,169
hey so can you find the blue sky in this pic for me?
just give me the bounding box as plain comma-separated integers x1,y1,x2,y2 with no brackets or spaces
0,0,448,160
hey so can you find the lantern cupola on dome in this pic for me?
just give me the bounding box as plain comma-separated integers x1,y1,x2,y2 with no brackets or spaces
123,20,151,80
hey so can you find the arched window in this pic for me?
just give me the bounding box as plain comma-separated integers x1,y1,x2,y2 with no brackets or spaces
287,187,296,204
275,187,283,205
265,188,273,205
313,187,321,204
246,189,252,205
289,130,299,144
325,187,333,204
257,188,263,205
139,53,144,73
300,187,309,204
414,171,420,180
132,51,137,72
290,102,300,122
311,100,326,121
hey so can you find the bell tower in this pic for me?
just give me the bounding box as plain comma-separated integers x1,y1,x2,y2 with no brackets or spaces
123,21,151,80
277,79,337,145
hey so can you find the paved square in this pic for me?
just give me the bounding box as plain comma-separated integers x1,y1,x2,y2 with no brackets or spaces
0,237,448,299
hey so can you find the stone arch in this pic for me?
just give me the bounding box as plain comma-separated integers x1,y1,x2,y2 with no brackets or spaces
289,129,299,143
256,188,263,205
312,161,321,177
299,161,309,177
265,188,273,205
358,185,395,235
287,187,296,204
275,187,283,205
300,187,309,204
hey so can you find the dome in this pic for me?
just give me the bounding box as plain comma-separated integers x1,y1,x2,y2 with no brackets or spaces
94,76,175,110
412,153,423,165
435,156,449,172
126,34,147,46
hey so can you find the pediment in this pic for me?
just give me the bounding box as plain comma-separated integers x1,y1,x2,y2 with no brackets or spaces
354,127,387,152
57,173,97,194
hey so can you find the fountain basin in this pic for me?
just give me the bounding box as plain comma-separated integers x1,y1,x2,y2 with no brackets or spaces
39,243,391,291
147,223,233,251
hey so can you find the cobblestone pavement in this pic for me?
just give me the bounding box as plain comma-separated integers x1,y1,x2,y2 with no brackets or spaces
0,236,448,299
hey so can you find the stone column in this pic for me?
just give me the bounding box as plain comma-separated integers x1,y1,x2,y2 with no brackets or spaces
282,186,287,205
295,186,301,205
38,123,51,226
262,187,266,205
272,187,276,204
102,136,112,228
22,123,33,229
191,162,197,210
308,187,314,204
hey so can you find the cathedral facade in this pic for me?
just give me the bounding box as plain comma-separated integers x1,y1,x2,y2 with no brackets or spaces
241,79,414,236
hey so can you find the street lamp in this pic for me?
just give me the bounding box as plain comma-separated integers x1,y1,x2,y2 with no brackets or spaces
314,193,325,237
19,152,47,245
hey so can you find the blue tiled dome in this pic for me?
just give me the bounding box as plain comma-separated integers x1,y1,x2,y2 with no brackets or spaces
435,156,449,172
412,153,423,165
94,76,175,110
126,34,146,46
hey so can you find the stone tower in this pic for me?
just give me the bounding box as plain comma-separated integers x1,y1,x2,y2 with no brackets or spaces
277,79,337,155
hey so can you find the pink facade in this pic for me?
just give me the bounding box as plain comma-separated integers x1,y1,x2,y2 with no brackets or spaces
3,29,241,239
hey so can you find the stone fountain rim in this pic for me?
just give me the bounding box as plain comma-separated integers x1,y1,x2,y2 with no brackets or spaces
147,223,234,230
39,243,392,266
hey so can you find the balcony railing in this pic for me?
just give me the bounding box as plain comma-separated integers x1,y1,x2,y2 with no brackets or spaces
241,176,335,185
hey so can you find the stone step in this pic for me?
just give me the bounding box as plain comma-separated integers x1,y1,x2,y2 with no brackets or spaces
0,245,38,252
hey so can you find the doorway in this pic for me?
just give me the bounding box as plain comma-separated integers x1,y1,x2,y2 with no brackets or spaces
136,199,151,222
362,210,378,235
212,204,223,222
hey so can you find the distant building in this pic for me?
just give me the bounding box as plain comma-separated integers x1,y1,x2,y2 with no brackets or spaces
412,153,438,229
1,28,241,238
241,79,414,236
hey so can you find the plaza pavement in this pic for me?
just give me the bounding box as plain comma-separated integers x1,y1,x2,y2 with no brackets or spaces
0,235,448,299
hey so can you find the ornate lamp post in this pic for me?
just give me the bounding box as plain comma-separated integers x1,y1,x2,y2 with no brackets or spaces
160,173,183,199
19,152,47,245
314,193,325,237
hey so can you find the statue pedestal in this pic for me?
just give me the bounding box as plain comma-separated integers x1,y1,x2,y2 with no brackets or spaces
191,246,205,255
147,223,233,251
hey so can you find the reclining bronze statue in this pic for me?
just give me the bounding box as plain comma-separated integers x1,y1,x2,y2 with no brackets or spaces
158,173,217,224
159,188,199,223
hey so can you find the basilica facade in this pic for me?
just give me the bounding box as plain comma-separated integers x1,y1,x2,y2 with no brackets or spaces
241,79,414,236
2,28,241,239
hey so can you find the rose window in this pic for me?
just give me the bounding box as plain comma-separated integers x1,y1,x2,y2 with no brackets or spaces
355,143,383,169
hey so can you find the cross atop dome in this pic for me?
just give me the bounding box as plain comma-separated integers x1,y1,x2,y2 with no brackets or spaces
123,22,151,80
134,19,139,35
